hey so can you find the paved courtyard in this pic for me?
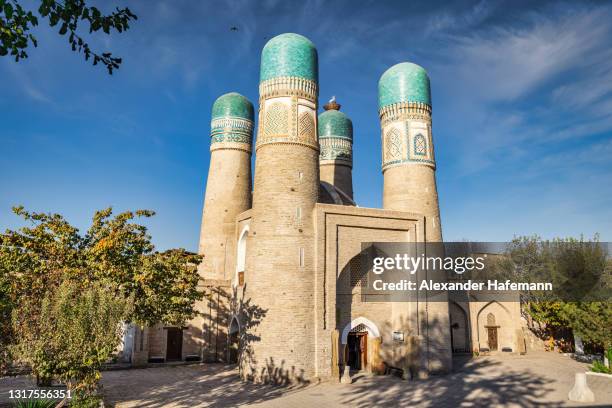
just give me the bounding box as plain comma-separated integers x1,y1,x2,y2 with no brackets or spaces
1,352,611,407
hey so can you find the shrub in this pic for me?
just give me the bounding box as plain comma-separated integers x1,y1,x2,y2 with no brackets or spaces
12,400,55,408
12,280,132,399
591,360,612,374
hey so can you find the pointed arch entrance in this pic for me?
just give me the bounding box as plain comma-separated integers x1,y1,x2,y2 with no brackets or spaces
449,301,469,353
228,316,240,364
341,317,381,371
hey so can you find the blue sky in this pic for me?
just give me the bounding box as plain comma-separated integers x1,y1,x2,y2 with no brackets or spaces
1,0,611,251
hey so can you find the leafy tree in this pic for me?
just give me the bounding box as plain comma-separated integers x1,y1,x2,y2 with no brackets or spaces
12,280,132,401
0,0,137,73
0,206,203,379
500,235,611,351
561,302,612,350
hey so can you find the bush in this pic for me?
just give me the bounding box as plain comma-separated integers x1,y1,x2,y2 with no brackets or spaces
12,280,132,399
591,360,612,374
12,400,55,408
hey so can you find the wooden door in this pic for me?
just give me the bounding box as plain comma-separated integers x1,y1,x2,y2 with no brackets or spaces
360,334,367,369
166,328,183,361
487,327,498,351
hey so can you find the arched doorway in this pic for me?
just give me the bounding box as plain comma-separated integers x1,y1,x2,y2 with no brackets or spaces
485,313,498,351
341,317,380,372
235,226,249,287
449,302,469,353
228,317,240,364
346,324,368,370
476,301,510,352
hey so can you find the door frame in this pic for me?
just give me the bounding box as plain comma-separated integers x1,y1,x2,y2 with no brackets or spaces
165,327,183,361
346,332,368,370
485,325,499,351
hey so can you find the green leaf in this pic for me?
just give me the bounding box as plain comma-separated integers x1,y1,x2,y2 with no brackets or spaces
4,3,13,19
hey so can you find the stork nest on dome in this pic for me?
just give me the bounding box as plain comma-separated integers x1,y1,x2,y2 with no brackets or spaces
324,96,341,111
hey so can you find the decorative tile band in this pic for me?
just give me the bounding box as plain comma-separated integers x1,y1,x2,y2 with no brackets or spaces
210,116,254,152
320,137,352,166
256,90,319,151
259,76,318,101
380,109,436,171
379,102,431,127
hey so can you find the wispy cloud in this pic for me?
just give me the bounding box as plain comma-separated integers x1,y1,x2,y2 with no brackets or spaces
441,5,612,102
429,2,612,177
4,62,53,104
425,0,497,37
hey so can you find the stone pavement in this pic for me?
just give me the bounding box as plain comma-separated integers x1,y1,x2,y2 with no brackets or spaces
1,352,610,407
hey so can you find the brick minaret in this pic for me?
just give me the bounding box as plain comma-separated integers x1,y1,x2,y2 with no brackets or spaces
245,33,320,381
378,62,451,374
198,93,254,280
379,62,442,241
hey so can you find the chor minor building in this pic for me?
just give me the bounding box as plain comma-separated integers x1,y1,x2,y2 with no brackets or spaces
127,33,526,382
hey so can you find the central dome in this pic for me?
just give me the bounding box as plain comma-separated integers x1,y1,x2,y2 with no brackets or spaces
318,110,352,141
260,33,318,83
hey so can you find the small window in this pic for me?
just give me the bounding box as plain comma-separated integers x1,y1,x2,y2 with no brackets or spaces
487,313,496,326
299,248,305,267
296,207,301,220
414,133,427,156
238,271,245,286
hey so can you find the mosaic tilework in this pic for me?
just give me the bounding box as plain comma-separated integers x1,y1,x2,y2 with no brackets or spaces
378,62,431,109
263,102,289,137
319,138,352,165
299,111,315,139
260,33,318,83
318,110,353,141
380,122,435,170
211,92,254,121
209,116,253,151
414,133,427,156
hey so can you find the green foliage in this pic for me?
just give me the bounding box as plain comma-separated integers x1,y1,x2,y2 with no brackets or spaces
0,206,203,327
12,280,132,397
503,235,611,351
591,360,611,374
69,394,103,408
0,206,203,393
0,0,137,73
527,301,569,329
560,302,611,350
12,399,55,408
136,249,203,327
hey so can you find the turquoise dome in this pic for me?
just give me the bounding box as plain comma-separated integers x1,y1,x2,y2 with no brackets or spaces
211,92,254,121
378,62,431,109
260,33,318,83
318,110,352,141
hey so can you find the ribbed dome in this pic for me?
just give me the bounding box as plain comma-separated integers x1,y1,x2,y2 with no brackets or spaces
260,33,318,83
318,110,352,141
378,62,431,109
211,92,254,121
